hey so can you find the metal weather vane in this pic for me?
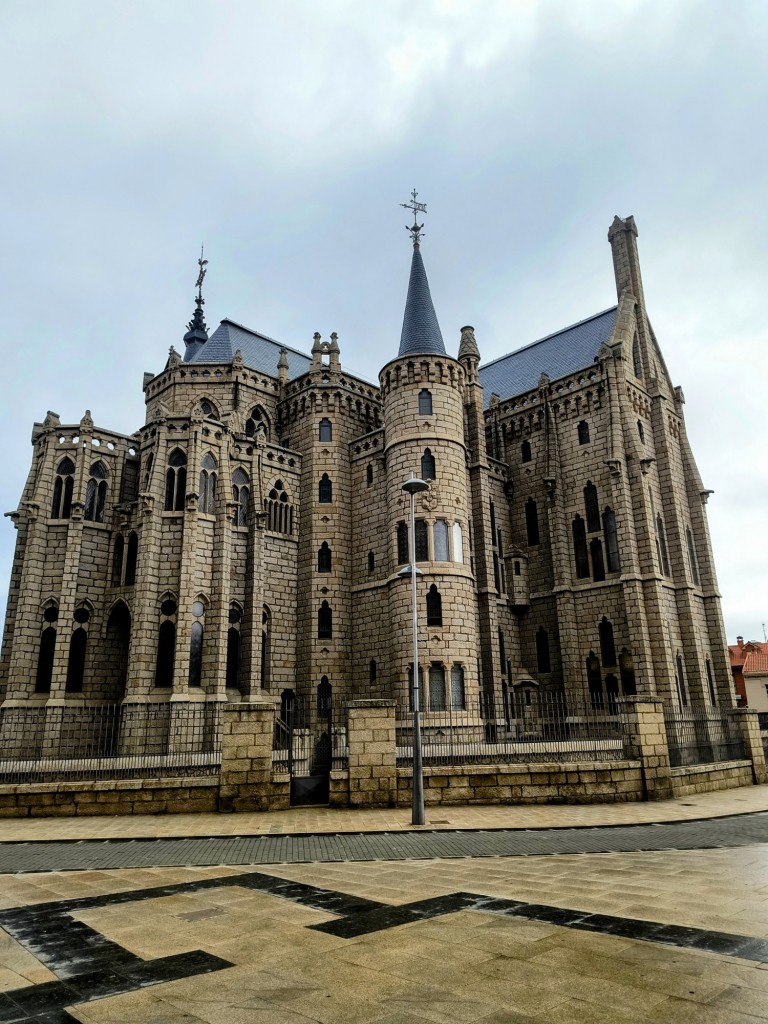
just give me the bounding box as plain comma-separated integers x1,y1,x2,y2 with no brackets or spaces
195,245,208,304
400,188,428,247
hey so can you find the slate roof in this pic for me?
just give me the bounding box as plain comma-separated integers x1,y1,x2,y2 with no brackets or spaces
478,307,618,407
184,319,312,380
398,246,446,357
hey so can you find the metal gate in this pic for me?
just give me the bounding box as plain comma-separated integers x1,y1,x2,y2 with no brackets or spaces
273,694,348,806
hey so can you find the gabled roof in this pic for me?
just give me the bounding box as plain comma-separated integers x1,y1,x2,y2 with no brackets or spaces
744,651,768,676
478,307,618,406
398,246,446,357
184,319,312,380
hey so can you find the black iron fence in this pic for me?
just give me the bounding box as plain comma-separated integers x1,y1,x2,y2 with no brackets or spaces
272,698,349,774
0,702,222,783
663,704,747,768
396,692,625,767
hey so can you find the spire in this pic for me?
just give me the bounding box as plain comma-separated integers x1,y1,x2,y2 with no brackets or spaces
397,190,445,357
183,246,209,350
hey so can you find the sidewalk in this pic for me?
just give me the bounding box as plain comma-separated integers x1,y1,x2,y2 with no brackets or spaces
1,784,767,841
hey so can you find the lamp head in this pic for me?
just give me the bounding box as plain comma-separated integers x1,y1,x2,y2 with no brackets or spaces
402,474,429,496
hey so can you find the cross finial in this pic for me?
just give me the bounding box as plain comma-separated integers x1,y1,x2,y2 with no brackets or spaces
400,188,428,248
195,244,208,305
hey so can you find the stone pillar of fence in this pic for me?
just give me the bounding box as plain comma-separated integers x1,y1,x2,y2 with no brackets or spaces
347,700,397,808
727,708,768,784
619,697,673,801
219,699,278,811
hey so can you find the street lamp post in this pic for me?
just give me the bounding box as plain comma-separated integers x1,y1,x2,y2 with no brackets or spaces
401,473,429,826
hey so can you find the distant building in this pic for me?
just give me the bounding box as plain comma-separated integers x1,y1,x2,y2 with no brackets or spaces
0,214,735,731
729,637,768,722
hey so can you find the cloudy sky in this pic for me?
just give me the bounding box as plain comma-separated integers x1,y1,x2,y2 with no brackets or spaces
2,0,766,644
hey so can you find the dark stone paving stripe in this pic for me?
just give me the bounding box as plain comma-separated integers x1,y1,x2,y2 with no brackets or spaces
0,811,767,874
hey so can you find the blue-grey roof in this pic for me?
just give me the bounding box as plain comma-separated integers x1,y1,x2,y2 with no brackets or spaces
478,307,617,406
398,246,446,357
184,319,312,380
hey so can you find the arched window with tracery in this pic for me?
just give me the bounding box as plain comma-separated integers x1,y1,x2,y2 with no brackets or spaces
164,449,187,511
198,453,217,514
245,406,269,439
418,389,433,415
603,508,621,573
188,599,206,687
318,601,332,639
51,457,75,519
125,532,138,585
584,481,600,533
536,627,550,673
318,473,333,503
318,542,331,573
599,617,616,667
232,467,250,527
572,516,589,578
426,584,442,626
265,479,293,534
421,448,436,481
35,604,58,693
111,535,124,587
199,399,218,419
65,606,91,693
84,461,108,522
397,522,409,564
525,498,540,546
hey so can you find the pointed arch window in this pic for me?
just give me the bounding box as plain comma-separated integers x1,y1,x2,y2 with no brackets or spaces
415,519,429,561
369,659,377,683
429,664,446,711
51,457,75,519
577,421,590,445
656,514,670,576
368,551,375,572
112,535,124,587
245,406,269,439
366,463,373,486
637,420,645,443
590,538,605,582
318,676,332,717
318,473,333,503
426,584,442,626
35,624,57,694
619,648,636,696
318,541,332,573
675,654,688,707
84,461,108,522
318,418,333,442
587,651,602,708
265,478,293,534
433,520,449,561
599,617,616,667
421,448,436,481
154,619,176,688
521,440,532,463
397,522,409,565
261,605,271,690
226,604,243,693
418,389,433,415
584,481,600,533
188,620,204,688
705,658,717,705
572,515,589,578
686,527,700,586
198,453,217,513
65,625,88,693
536,627,550,673
199,399,218,419
525,498,540,546
602,508,621,573
143,452,154,492
605,673,620,712
232,467,250,527
165,449,187,511
318,601,332,639
450,665,465,709
125,531,138,585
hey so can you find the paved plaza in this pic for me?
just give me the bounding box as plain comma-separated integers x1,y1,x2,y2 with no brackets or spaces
1,788,768,1022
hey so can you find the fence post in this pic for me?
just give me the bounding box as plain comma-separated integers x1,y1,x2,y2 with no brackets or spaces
219,698,278,811
619,697,673,801
347,700,397,808
727,708,768,784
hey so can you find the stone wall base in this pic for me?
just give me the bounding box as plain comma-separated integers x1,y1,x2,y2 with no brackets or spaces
0,777,218,817
396,761,644,806
670,760,753,798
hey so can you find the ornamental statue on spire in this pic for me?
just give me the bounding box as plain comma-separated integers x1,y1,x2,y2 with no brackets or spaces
183,246,209,350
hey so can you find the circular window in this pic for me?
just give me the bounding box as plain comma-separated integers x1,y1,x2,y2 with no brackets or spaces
228,607,242,624
192,601,205,618
160,599,177,617
43,606,59,623
73,608,90,624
